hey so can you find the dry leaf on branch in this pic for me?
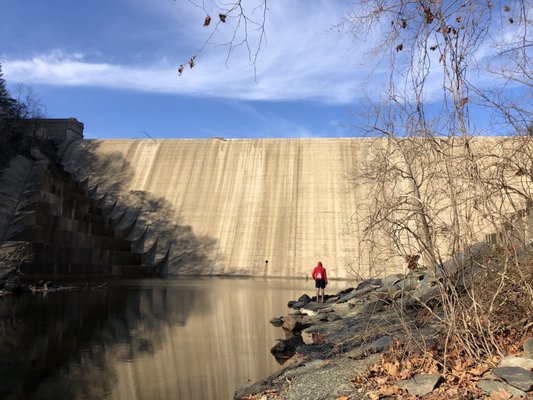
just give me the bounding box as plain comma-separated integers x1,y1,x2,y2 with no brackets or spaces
504,5,511,12
396,43,403,51
219,14,227,23
188,56,196,69
424,7,435,24
177,65,184,76
203,15,211,27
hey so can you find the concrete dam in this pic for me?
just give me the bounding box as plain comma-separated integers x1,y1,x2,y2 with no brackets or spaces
60,136,374,279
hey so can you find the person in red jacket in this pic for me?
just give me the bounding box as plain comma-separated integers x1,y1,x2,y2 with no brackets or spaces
312,261,328,303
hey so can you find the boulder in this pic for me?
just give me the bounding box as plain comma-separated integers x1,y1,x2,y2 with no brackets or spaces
397,273,424,291
498,356,533,370
325,296,339,303
362,299,387,314
270,335,302,364
289,301,305,309
301,331,326,345
337,286,373,303
402,285,440,309
477,379,528,398
493,366,533,392
396,374,442,396
381,273,404,288
523,337,533,359
326,313,341,322
301,302,331,313
337,287,355,296
282,315,303,332
356,279,381,290
347,335,393,359
269,316,284,327
297,294,312,305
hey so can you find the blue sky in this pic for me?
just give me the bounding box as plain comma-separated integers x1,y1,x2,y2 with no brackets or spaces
1,0,529,139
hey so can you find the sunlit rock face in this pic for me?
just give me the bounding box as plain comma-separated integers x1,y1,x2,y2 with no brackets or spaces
61,138,373,278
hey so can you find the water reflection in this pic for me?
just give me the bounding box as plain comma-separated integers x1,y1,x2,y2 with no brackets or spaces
0,278,349,400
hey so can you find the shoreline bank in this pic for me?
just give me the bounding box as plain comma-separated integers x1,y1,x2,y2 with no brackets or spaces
235,269,533,399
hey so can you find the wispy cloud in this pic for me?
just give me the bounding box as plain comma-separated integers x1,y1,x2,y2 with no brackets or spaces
3,1,382,103
3,0,520,105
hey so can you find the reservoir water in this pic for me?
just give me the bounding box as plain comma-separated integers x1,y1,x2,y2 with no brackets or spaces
0,277,349,400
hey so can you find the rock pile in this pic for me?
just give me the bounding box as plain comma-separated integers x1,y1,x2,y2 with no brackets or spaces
236,268,533,399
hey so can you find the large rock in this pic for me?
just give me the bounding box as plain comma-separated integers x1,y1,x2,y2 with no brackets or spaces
380,274,404,288
282,314,303,332
297,294,312,305
347,336,393,359
301,331,326,345
396,374,442,396
493,366,533,392
498,356,533,370
270,336,302,364
523,337,533,359
362,299,387,314
269,316,284,327
477,379,528,397
356,279,381,290
337,286,373,303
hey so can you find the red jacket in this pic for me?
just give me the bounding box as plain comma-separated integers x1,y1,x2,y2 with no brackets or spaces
312,262,327,283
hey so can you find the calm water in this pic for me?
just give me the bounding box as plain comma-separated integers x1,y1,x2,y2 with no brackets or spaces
0,277,349,400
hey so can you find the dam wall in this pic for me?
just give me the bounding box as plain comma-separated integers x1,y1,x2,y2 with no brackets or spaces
58,131,522,279
60,138,375,279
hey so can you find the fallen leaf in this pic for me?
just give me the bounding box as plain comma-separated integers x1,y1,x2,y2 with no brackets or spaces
379,385,402,396
382,361,400,377
367,392,379,400
469,363,490,377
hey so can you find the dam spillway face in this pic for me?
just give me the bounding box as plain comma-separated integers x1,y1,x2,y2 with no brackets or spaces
60,138,377,279
0,149,169,279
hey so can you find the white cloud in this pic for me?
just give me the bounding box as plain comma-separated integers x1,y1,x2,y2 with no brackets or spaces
3,0,519,105
3,1,383,103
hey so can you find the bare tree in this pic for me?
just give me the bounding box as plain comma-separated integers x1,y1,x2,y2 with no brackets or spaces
345,0,532,365
179,0,268,77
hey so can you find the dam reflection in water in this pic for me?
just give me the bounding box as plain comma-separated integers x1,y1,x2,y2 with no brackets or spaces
0,278,347,400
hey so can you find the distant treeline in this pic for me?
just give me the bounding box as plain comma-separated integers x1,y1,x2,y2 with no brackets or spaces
0,62,45,168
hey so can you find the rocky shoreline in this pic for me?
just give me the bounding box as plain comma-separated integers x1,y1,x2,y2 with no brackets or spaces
235,268,533,399
0,274,105,297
